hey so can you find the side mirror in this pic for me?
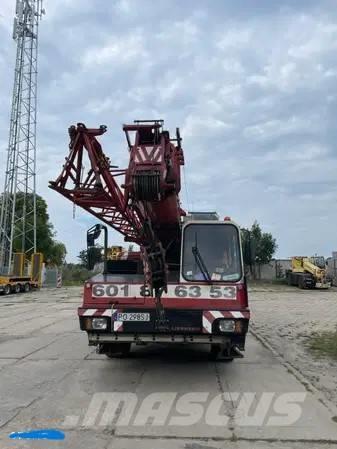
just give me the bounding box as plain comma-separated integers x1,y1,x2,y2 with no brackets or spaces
87,225,102,270
86,247,95,271
87,225,101,247
87,234,95,248
86,224,108,273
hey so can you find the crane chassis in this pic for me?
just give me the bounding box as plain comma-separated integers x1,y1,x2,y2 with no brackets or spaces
50,120,250,360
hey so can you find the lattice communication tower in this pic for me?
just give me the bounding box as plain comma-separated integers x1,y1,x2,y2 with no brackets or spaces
0,0,45,274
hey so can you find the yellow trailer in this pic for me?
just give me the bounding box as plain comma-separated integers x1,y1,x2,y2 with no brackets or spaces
0,252,43,295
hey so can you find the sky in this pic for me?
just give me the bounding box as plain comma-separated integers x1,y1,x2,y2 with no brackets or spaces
1,0,337,262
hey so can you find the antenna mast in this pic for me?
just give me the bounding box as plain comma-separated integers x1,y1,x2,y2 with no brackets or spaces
0,0,45,274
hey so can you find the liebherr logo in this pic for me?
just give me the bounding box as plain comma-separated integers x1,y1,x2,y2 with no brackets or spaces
63,392,306,428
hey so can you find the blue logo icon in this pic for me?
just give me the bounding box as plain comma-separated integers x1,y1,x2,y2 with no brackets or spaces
9,429,65,440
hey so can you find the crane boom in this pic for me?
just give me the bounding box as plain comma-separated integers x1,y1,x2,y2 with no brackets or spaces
49,121,185,299
49,124,144,241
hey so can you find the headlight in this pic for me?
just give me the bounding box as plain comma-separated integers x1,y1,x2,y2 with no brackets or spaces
218,319,235,333
92,317,108,330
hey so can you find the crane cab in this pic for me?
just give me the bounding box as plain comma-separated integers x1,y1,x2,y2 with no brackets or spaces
180,212,244,285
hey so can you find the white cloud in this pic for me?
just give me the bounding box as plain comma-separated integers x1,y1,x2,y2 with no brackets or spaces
82,32,148,67
1,0,337,261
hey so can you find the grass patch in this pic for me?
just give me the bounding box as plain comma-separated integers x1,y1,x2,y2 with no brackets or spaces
269,278,288,285
307,330,337,360
62,280,84,287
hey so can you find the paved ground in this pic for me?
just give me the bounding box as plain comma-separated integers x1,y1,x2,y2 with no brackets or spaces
250,284,337,407
0,285,336,449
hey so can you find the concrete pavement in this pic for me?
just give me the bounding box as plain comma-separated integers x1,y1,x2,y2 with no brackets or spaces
0,287,336,449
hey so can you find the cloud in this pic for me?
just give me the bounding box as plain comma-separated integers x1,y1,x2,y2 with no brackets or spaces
1,0,337,261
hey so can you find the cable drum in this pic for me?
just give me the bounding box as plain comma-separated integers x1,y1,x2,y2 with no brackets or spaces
133,171,161,201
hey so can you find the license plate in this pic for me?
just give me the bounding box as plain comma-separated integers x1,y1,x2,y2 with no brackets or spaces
116,312,150,322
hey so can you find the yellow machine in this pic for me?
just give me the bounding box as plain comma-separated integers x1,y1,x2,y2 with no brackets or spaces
0,252,43,295
287,256,331,289
107,246,124,260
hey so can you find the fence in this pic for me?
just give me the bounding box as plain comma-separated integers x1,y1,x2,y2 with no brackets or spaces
246,259,292,281
42,266,62,288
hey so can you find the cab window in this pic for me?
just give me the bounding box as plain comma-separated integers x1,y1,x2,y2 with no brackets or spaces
182,223,242,282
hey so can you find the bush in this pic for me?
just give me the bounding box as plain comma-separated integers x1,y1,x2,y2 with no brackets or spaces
62,263,97,286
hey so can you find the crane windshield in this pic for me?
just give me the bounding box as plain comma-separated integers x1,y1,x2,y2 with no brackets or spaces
182,223,242,282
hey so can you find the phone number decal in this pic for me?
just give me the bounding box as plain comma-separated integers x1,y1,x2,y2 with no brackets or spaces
92,284,236,300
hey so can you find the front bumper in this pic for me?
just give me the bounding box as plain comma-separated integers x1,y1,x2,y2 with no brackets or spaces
80,307,250,351
88,332,232,345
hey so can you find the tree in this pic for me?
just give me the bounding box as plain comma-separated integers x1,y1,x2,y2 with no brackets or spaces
48,241,67,266
241,221,277,276
0,192,67,266
78,246,102,268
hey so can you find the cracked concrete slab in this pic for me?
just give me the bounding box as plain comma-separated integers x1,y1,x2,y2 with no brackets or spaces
0,286,337,449
0,335,57,358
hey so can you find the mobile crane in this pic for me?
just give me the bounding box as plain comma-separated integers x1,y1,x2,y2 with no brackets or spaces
49,120,250,360
286,256,331,289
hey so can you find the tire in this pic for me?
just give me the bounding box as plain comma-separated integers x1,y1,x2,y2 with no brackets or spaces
14,284,21,294
221,347,234,362
286,273,292,286
105,343,131,358
24,283,31,293
4,284,11,295
209,344,221,360
298,277,305,289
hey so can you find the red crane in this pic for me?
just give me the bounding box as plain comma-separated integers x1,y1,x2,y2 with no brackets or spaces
50,120,250,359
49,120,185,301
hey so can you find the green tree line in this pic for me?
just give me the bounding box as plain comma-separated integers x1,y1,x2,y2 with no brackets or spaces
0,192,66,266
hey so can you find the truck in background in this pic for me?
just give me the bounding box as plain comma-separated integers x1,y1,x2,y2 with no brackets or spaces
286,256,331,289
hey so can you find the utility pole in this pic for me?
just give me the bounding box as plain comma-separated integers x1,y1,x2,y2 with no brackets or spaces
0,0,45,274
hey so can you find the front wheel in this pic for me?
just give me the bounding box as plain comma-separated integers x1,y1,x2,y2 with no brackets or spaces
4,284,11,295
105,343,131,358
210,344,222,360
210,344,235,362
298,277,305,289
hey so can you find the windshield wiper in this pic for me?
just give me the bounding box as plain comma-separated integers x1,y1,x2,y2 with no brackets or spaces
192,233,211,282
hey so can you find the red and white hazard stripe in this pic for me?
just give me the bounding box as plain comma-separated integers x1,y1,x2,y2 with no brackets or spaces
113,321,123,332
111,308,123,332
134,145,162,163
202,310,250,333
79,308,112,317
57,273,62,288
78,308,124,332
